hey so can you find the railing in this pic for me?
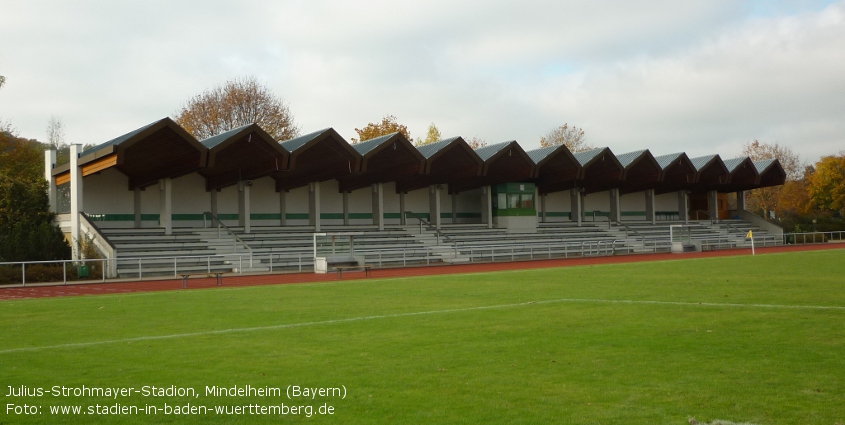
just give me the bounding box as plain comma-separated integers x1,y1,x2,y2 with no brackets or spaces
204,211,253,254
404,210,447,244
2,228,835,288
783,231,845,245
0,252,309,286
79,212,119,278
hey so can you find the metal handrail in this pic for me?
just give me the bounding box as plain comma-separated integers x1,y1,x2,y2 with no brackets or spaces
404,210,448,243
204,211,253,253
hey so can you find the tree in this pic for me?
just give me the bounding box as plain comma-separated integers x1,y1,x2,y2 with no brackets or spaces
352,115,411,144
173,76,299,142
0,130,71,261
539,124,591,152
808,152,845,214
742,140,801,181
739,140,804,218
466,136,488,149
415,122,441,146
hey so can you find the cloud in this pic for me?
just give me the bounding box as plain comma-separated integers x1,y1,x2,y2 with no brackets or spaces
0,0,842,165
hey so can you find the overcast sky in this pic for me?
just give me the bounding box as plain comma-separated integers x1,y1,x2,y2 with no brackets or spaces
1,0,843,164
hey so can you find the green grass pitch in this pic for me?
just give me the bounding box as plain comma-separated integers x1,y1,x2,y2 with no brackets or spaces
1,249,844,424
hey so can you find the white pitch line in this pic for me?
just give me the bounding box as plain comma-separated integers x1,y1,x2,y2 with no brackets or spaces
2,298,843,354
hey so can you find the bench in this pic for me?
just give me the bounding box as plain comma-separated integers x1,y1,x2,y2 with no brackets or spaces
332,265,372,279
180,272,227,288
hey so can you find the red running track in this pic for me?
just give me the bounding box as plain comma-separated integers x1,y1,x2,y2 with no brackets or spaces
1,244,842,300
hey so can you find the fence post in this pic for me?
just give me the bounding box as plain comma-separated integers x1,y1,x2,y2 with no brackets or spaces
22,263,25,286
63,261,67,285
174,258,177,277
239,256,243,275
102,259,106,282
138,258,142,280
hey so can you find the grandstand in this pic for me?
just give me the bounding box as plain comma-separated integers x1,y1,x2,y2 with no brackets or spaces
43,117,786,278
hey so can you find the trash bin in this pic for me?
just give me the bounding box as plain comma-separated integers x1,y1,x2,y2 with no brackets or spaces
78,265,90,278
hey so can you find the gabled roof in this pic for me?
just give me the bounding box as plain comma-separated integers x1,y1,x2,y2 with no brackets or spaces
687,154,730,191
198,123,289,190
527,145,582,194
615,150,648,168
574,147,624,193
753,158,777,174
653,152,697,194
654,152,686,170
753,159,787,188
394,137,483,193
53,117,207,190
448,141,534,192
416,137,462,159
337,132,425,192
273,128,361,191
573,148,606,167
615,150,661,193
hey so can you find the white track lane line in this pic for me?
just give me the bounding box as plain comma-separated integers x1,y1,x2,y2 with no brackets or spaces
2,298,843,354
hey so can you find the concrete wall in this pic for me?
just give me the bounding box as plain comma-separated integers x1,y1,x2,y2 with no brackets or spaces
540,191,572,222
620,191,646,221
583,190,611,221
83,168,133,219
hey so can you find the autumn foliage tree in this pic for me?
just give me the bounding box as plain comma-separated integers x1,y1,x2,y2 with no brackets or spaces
539,124,591,152
415,123,441,146
466,136,488,149
352,115,411,144
740,140,804,218
808,152,845,214
174,76,299,142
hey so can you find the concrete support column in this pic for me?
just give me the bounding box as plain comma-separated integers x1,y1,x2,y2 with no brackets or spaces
609,188,621,223
708,190,718,222
737,191,746,211
540,193,547,223
69,144,83,260
372,183,384,230
678,191,689,224
481,186,492,229
399,193,406,225
645,189,656,224
278,191,286,226
159,178,172,235
134,188,142,228
209,189,218,226
309,181,321,231
451,193,457,224
429,185,441,229
570,187,582,226
342,192,350,225
44,150,57,213
238,181,251,233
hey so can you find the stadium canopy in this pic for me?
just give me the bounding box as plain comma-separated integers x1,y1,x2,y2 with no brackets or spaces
753,159,787,189
719,157,760,192
688,154,730,193
394,137,483,194
53,117,207,190
337,132,425,192
528,145,582,195
615,150,662,194
198,123,289,191
653,152,697,194
273,128,361,192
573,147,624,194
448,141,534,193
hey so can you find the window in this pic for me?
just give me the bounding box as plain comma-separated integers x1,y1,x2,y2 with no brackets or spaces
520,194,534,209
508,193,520,209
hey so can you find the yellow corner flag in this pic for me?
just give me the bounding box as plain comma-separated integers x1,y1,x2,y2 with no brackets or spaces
746,230,753,238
